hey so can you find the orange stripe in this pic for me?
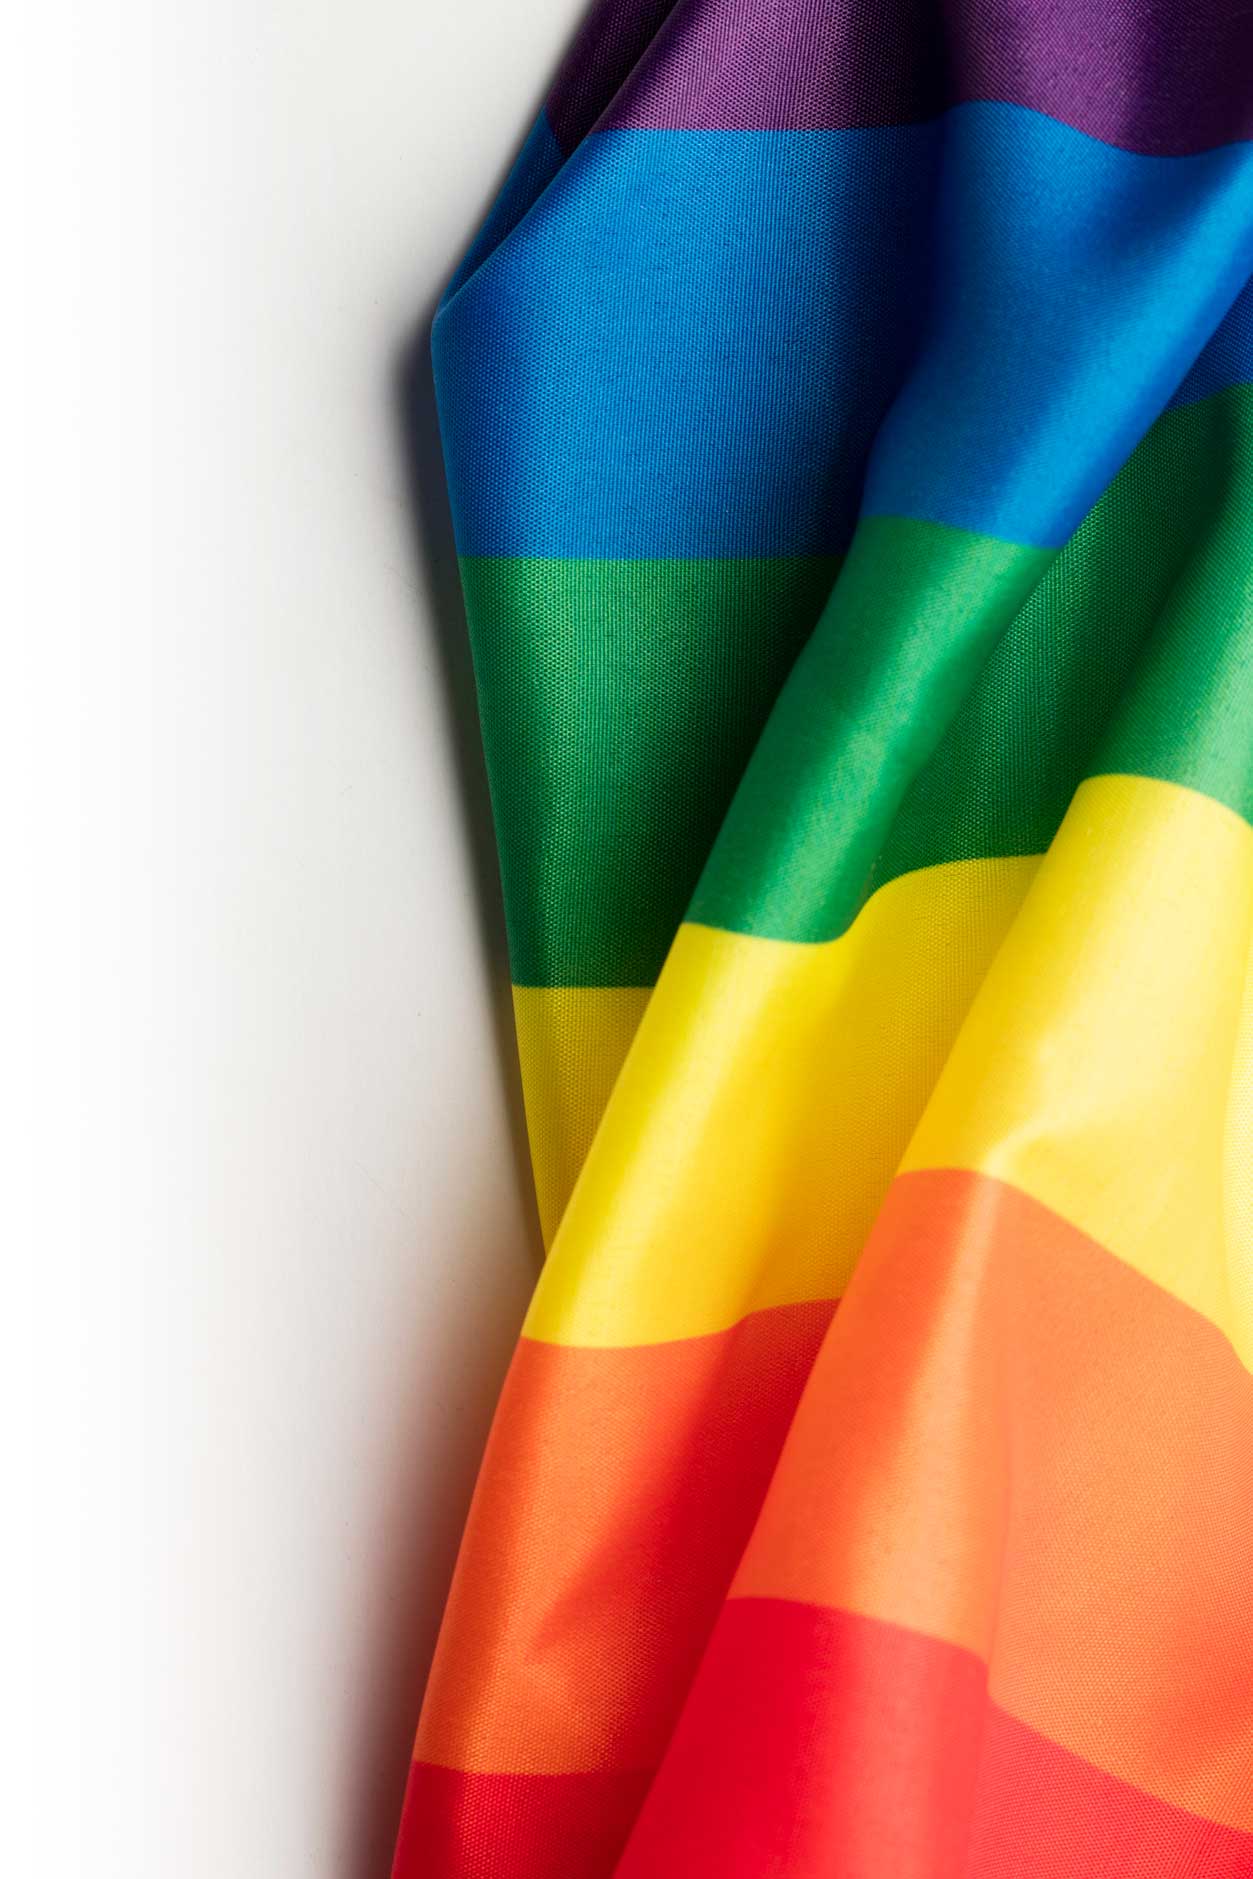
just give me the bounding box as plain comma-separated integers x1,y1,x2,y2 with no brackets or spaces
735,1168,1253,1829
902,774,1253,1364
414,1299,833,1774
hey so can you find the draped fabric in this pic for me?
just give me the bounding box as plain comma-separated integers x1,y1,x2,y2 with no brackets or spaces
393,5,1253,1874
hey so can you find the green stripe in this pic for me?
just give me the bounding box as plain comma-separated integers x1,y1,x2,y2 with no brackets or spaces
463,384,1253,980
1095,393,1253,820
696,383,1253,942
462,555,840,985
876,383,1253,891
690,519,1052,941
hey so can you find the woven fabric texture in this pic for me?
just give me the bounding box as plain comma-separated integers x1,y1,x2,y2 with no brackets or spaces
390,5,1253,1873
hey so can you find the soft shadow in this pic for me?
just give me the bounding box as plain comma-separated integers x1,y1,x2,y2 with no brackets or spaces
343,1197,533,1879
346,0,661,1851
343,253,545,1879
389,302,538,1215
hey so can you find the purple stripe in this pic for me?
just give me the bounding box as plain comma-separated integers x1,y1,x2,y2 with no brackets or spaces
546,0,681,154
609,0,943,136
548,0,1253,156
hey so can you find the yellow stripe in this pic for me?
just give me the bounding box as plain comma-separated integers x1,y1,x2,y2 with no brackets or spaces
904,773,1253,1365
527,855,1039,1346
513,983,652,1247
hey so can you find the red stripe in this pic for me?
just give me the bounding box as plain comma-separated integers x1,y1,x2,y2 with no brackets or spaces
733,1168,1253,1822
615,1598,1253,1878
391,1761,649,1879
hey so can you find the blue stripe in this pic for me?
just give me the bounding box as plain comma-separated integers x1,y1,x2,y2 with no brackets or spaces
435,122,935,557
440,113,565,310
862,106,1253,545
1169,274,1253,411
434,106,1253,557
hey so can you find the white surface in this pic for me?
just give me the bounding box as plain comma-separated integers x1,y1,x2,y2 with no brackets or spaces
7,2,583,1871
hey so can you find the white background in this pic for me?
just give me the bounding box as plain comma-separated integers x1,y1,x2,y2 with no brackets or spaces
7,2,584,1871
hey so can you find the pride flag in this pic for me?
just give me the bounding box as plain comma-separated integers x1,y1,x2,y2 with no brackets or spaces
392,4,1253,1873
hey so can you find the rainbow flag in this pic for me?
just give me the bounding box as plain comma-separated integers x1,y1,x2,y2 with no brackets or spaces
392,4,1253,1874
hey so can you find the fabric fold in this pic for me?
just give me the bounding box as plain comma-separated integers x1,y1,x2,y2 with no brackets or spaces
391,4,1253,1872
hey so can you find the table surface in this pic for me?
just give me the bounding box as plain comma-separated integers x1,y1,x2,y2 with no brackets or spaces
8,2,587,1871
